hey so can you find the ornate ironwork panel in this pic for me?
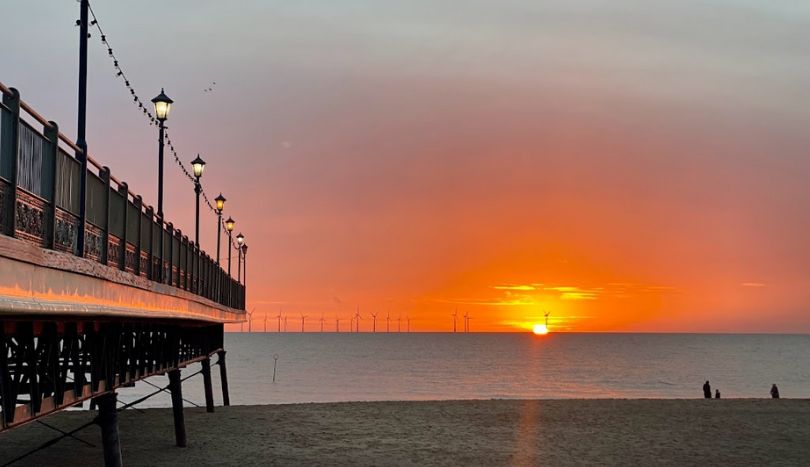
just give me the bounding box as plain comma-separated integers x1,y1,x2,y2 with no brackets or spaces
54,208,78,254
84,223,103,262
14,190,47,246
139,251,149,278
125,242,137,273
107,235,121,268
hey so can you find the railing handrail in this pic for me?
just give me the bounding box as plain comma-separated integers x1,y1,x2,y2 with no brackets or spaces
0,81,136,201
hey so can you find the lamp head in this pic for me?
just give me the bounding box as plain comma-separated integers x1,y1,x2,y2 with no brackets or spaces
215,193,226,212
191,155,206,179
225,217,235,232
236,232,245,245
151,88,173,121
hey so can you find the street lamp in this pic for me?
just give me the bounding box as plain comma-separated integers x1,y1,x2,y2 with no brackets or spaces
191,155,206,245
236,233,245,283
225,217,235,276
241,243,248,308
151,88,173,219
215,194,226,265
152,88,173,283
241,244,248,288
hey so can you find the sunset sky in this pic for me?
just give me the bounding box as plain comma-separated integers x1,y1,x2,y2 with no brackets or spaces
4,1,810,332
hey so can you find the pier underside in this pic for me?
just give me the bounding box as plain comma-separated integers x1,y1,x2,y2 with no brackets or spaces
0,318,224,431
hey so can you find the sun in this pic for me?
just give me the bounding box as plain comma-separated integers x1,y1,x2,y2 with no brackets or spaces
532,323,549,335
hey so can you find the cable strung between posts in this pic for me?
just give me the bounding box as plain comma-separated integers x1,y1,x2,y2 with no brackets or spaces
85,2,240,243
35,420,96,447
141,378,200,407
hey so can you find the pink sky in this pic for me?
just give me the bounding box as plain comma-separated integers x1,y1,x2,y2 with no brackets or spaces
3,1,810,331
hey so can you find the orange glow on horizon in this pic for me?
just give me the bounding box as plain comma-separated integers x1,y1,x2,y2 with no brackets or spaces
532,324,549,335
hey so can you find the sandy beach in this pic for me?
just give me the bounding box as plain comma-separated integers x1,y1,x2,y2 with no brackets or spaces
1,399,808,466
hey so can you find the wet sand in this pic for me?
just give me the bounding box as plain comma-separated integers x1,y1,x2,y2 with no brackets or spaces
1,399,808,466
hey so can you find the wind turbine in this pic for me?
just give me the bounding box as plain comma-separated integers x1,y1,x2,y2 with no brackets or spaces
397,314,402,333
406,315,411,333
301,314,308,333
283,314,288,332
264,314,268,332
545,311,551,329
452,308,458,333
320,314,325,333
336,316,341,333
386,310,391,333
276,309,282,332
371,312,378,333
463,311,468,333
247,308,255,333
354,306,361,333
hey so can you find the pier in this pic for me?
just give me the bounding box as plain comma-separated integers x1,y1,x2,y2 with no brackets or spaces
0,79,245,464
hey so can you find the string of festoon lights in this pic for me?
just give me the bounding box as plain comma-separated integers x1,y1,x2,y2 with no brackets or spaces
84,2,240,249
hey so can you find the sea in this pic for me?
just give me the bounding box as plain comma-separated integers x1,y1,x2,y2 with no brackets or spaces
115,333,810,408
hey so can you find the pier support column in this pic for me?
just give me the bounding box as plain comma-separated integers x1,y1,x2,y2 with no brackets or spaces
201,358,215,413
217,350,230,406
95,392,122,467
168,369,187,447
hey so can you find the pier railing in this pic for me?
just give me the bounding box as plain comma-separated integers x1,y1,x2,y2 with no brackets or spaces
0,82,245,311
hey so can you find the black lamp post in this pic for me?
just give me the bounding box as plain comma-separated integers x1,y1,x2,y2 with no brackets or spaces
241,243,248,308
191,155,206,245
215,194,226,265
152,89,172,282
241,244,248,289
225,217,235,276
236,233,245,283
151,89,173,219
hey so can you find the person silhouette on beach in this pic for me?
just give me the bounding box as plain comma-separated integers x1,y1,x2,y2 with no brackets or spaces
715,389,720,399
703,381,711,399
770,384,780,399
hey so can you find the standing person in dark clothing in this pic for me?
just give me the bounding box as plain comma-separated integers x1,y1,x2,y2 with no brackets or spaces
703,381,711,399
771,384,780,399
715,389,721,399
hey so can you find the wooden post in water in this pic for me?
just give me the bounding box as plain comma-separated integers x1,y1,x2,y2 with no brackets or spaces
201,357,215,413
168,369,187,447
218,350,231,406
95,392,122,467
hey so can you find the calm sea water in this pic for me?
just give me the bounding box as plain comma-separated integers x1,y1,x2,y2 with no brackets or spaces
115,333,810,408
